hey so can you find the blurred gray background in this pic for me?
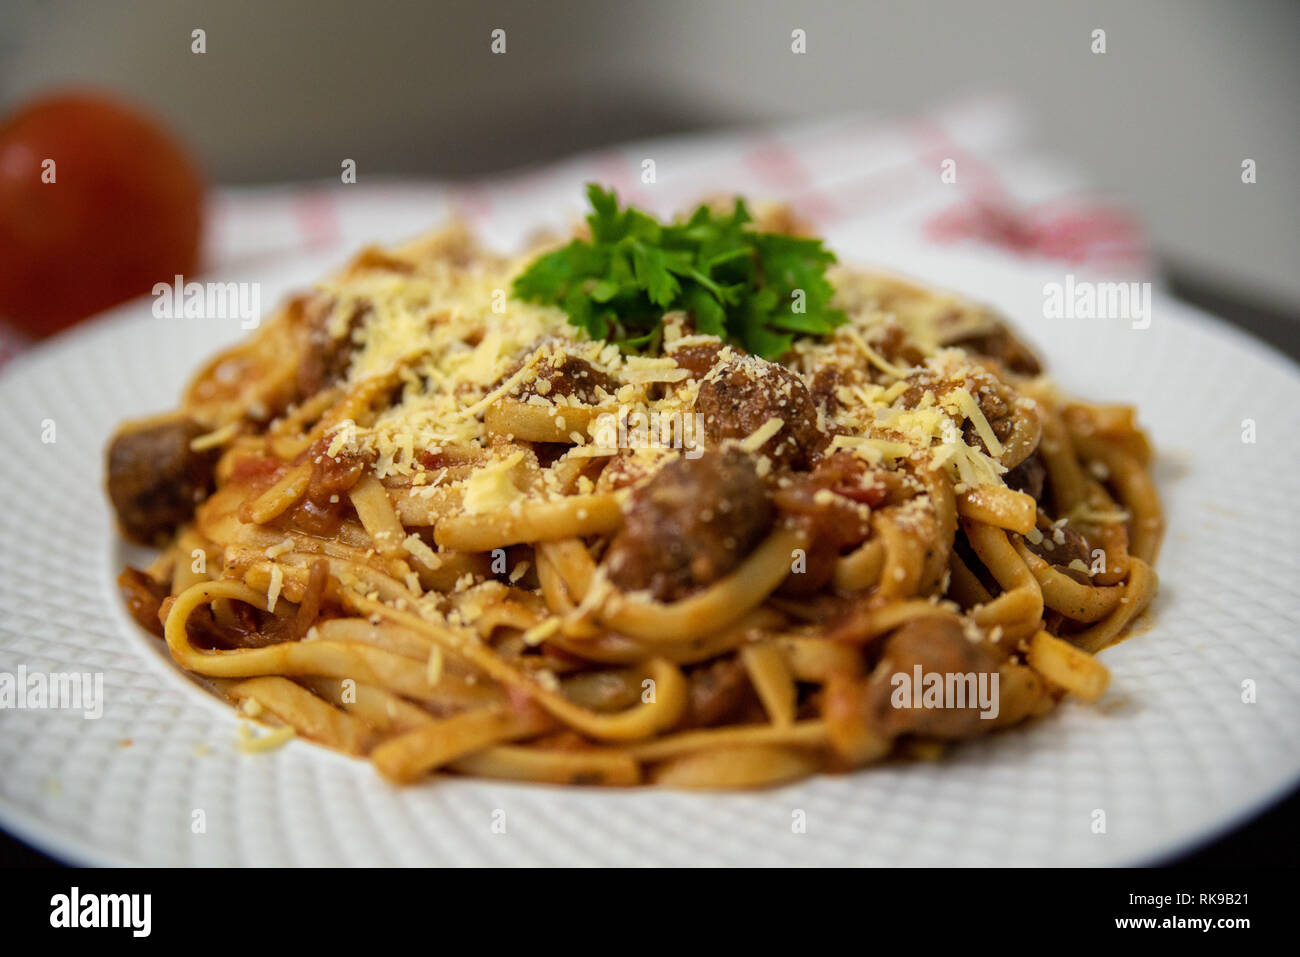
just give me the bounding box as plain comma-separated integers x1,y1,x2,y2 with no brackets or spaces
1,0,1297,329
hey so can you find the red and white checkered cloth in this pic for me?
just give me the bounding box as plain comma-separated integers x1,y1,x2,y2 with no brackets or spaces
0,94,1150,369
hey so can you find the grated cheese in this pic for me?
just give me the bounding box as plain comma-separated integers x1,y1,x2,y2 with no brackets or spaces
521,617,561,647
264,536,295,559
739,417,785,453
266,564,284,611
236,720,296,753
403,533,442,569
190,421,240,452
426,645,444,686
461,450,526,514
845,328,910,379
951,387,1004,458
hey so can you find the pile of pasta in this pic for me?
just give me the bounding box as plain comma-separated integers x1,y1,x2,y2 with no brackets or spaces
113,215,1162,788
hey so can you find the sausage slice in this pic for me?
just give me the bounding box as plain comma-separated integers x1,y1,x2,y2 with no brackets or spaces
107,415,219,544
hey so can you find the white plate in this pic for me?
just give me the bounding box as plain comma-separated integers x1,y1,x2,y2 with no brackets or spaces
1,242,1298,867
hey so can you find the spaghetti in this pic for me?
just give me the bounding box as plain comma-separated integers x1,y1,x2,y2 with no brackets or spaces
107,203,1162,788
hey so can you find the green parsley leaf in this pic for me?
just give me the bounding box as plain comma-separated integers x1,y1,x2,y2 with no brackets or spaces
511,185,846,359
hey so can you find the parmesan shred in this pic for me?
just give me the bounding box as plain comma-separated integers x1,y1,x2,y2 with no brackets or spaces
236,720,296,753
426,645,444,687
266,564,284,611
190,421,240,452
264,536,295,559
461,450,526,514
739,417,785,453
521,617,561,647
952,387,1004,458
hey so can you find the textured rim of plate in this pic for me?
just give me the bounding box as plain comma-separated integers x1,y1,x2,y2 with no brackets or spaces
1,247,1298,867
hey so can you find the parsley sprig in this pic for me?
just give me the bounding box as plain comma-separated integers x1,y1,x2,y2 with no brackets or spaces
511,184,846,359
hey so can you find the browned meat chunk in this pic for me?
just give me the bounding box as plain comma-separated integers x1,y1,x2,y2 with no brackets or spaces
808,364,845,417
667,341,725,379
962,382,1017,451
898,370,1016,455
772,452,880,596
604,449,773,601
694,355,823,469
107,416,219,544
1004,452,1047,502
679,657,758,729
871,322,926,368
863,617,1003,740
1025,512,1091,572
516,352,619,405
950,322,1042,376
118,567,168,637
296,294,360,398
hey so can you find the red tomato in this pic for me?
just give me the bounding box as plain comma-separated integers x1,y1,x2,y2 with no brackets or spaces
0,91,204,337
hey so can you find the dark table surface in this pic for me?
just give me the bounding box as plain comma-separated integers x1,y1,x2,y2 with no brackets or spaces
2,264,1297,869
